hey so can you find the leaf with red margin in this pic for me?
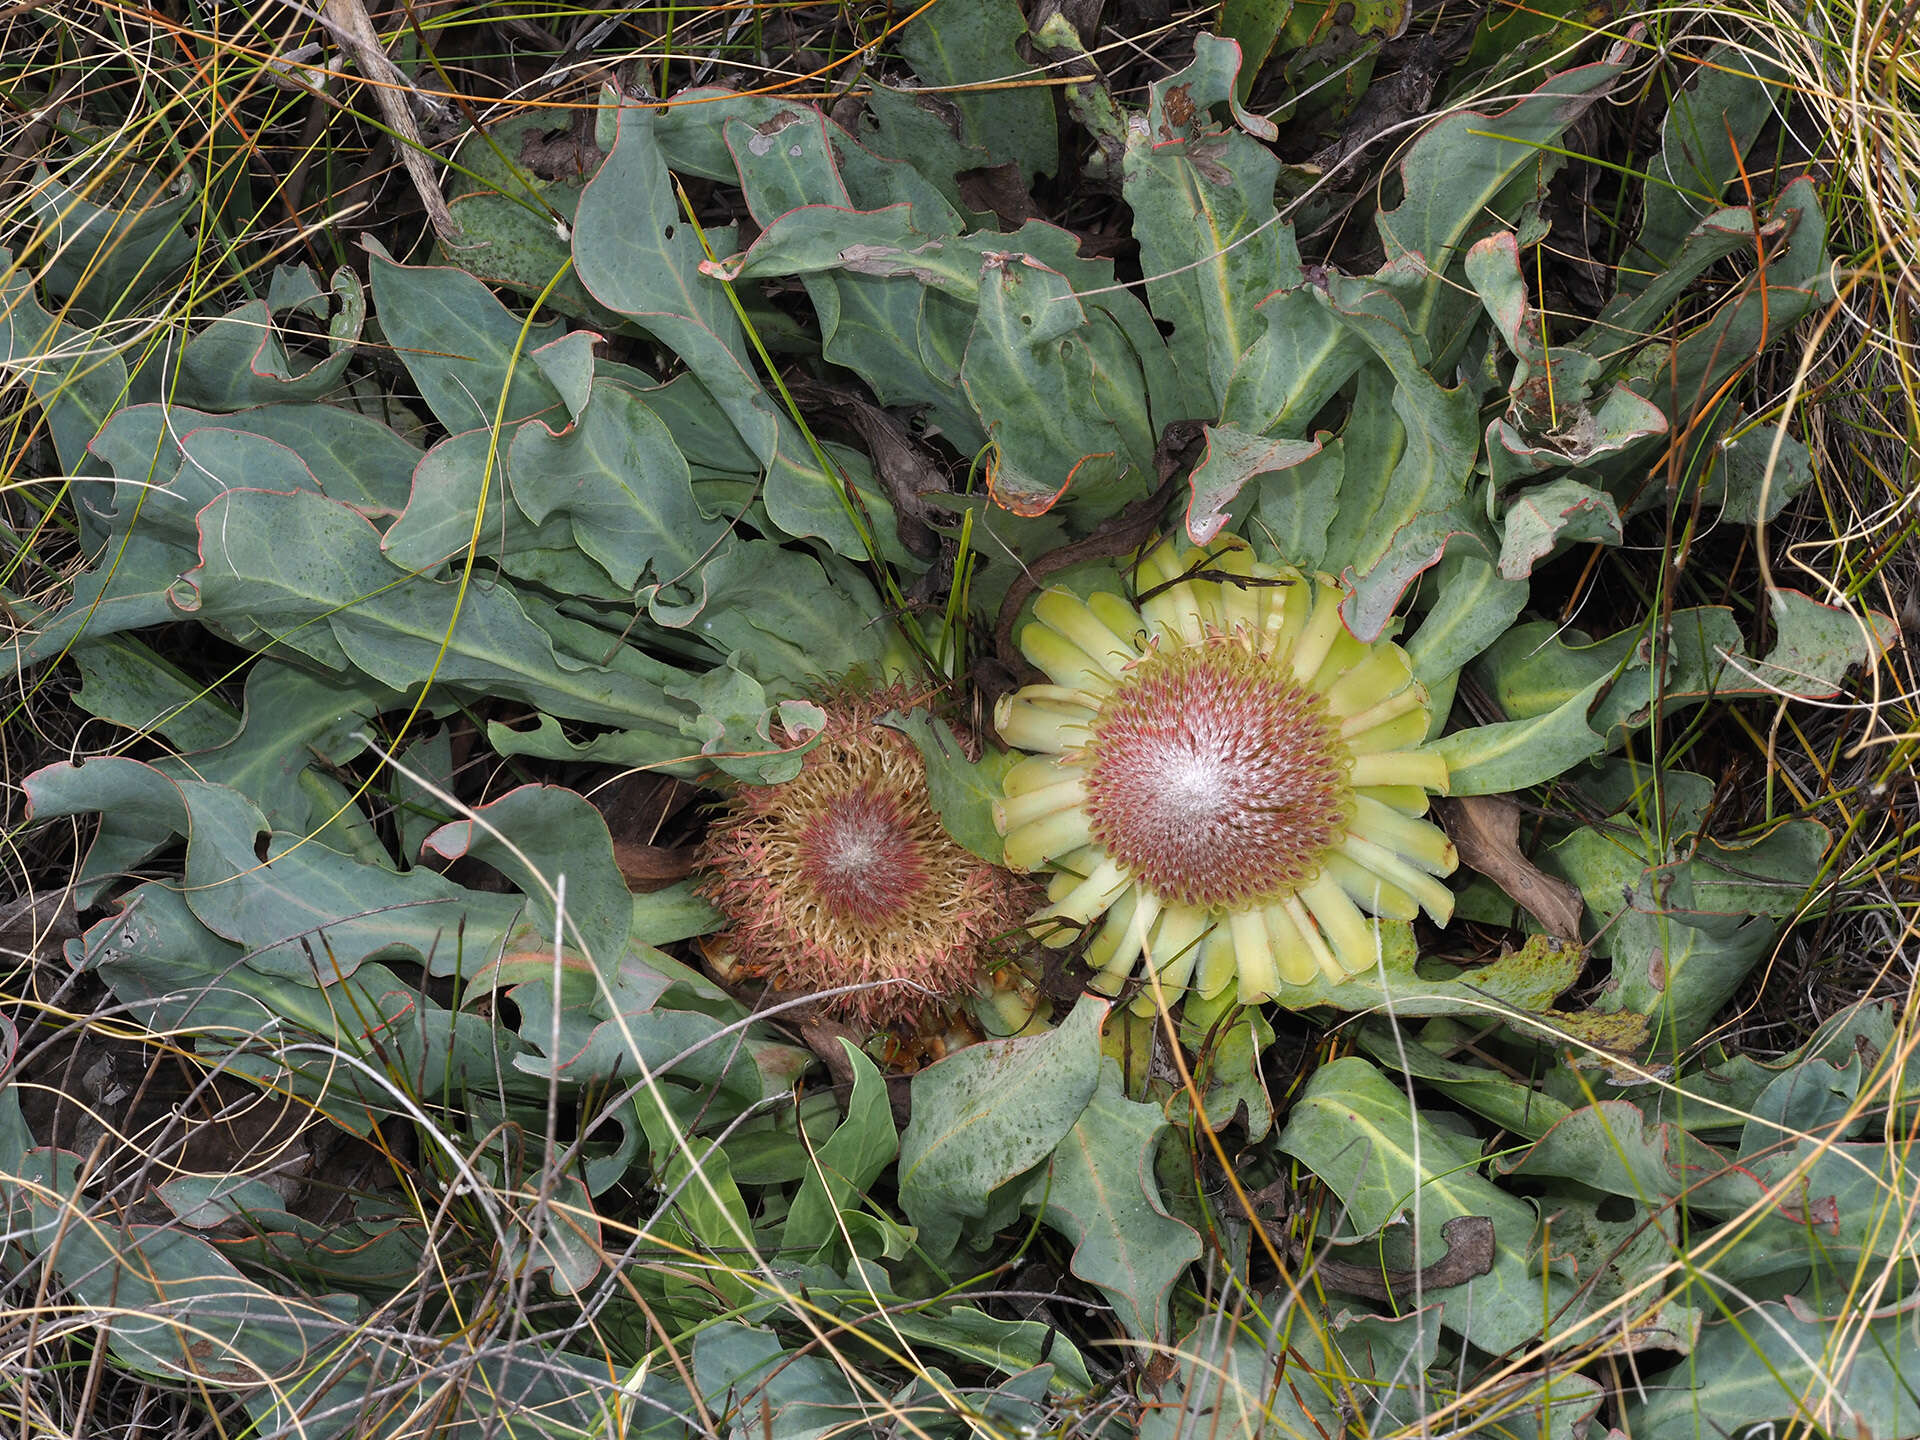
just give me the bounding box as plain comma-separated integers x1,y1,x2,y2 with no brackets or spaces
1441,595,1895,792
573,103,868,555
1340,504,1498,643
960,254,1144,521
1498,476,1621,579
1498,1097,1738,1201
364,236,566,434
1185,426,1321,544
180,487,697,734
1376,41,1634,335
172,265,366,411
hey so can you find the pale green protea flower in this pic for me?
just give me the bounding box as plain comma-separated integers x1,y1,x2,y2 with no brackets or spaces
992,535,1459,1006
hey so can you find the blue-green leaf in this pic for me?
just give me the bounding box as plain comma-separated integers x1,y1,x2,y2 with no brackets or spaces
1376,49,1629,337
421,783,632,967
784,1042,900,1258
176,487,696,731
898,994,1107,1259
893,0,1057,184
365,237,565,434
508,379,726,595
1028,1059,1202,1342
1280,1055,1575,1353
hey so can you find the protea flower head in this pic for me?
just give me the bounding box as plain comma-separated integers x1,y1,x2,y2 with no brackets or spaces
697,694,1029,1028
992,535,1458,1006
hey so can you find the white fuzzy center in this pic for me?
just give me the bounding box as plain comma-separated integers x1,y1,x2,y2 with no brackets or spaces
1153,748,1229,828
819,812,887,876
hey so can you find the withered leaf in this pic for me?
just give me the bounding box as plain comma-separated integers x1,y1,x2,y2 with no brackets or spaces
611,840,696,892
1439,795,1585,944
1296,1214,1496,1303
956,161,1038,227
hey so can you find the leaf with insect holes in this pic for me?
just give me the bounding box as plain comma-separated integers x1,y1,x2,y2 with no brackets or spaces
892,0,1057,185
26,760,524,980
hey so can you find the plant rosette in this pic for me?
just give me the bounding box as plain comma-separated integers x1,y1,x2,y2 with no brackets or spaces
993,535,1459,1007
697,690,1040,1035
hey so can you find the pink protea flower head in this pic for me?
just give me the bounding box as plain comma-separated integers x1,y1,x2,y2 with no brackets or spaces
993,535,1459,1007
697,695,1028,1028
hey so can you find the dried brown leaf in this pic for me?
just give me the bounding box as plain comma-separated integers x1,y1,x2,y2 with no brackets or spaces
1439,795,1585,944
611,840,696,891
1297,1214,1496,1302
